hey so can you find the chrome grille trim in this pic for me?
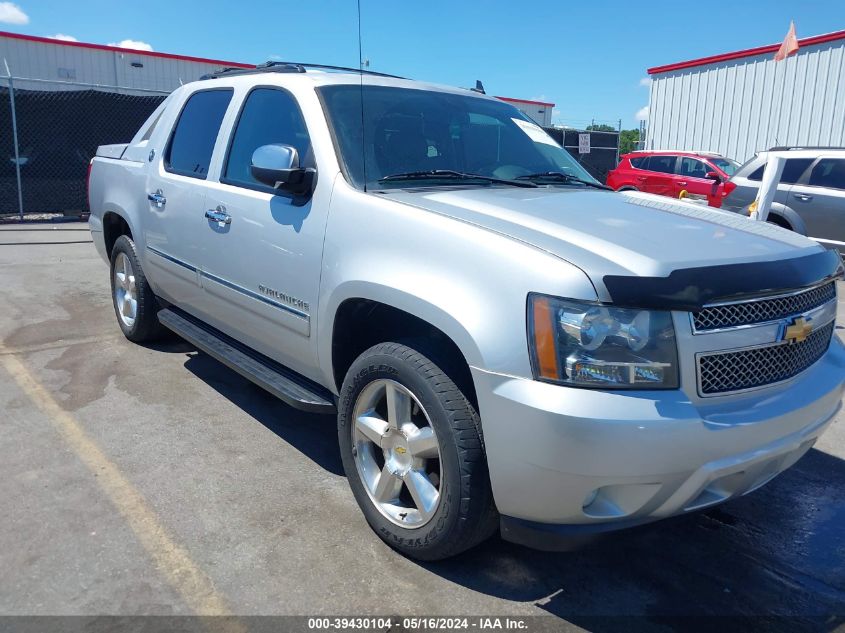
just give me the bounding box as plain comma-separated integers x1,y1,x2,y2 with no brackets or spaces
696,321,835,396
692,281,837,333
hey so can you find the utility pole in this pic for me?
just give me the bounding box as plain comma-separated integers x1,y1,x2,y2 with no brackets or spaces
4,59,23,221
616,118,622,166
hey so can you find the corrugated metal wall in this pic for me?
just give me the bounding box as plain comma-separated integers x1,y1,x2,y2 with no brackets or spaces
515,102,553,127
0,36,226,94
646,38,845,162
498,99,554,127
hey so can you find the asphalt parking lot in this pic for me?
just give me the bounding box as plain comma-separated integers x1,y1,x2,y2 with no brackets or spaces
1,223,844,630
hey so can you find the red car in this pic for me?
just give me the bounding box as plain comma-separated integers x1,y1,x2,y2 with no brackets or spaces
606,151,740,207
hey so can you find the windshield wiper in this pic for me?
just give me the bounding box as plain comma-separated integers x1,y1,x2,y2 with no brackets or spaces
379,169,538,188
516,171,611,190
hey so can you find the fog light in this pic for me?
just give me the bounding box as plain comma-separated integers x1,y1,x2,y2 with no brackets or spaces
567,358,671,385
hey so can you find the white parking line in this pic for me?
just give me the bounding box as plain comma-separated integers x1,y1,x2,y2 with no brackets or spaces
0,348,242,621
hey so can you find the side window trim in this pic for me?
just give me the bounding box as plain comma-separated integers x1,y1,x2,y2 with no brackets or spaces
748,157,813,184
789,157,815,185
803,157,845,190
677,156,708,178
669,155,680,174
219,84,313,196
163,87,234,180
645,154,677,174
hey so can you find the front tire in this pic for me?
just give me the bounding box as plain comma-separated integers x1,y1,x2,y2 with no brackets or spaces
338,342,497,560
109,235,164,343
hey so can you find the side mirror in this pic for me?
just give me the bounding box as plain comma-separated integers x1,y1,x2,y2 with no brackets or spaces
250,144,316,197
705,170,722,182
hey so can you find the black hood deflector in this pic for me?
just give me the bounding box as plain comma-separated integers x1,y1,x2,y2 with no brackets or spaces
604,249,843,311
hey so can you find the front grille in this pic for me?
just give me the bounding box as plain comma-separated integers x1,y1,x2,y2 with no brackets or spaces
698,321,835,395
692,282,837,331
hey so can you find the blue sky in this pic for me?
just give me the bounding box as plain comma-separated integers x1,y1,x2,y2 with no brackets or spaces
2,0,845,128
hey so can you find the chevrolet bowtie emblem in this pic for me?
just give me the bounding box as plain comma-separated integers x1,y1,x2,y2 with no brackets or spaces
783,316,813,344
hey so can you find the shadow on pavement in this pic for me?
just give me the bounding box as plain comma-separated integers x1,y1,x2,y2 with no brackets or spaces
162,343,844,631
180,349,343,476
419,448,845,632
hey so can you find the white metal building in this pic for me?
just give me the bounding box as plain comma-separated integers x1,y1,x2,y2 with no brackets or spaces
495,96,555,126
645,30,845,162
0,30,250,94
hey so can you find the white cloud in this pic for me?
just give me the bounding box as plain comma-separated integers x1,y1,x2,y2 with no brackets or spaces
108,39,153,52
635,105,649,121
50,33,78,42
0,2,28,24
639,77,651,87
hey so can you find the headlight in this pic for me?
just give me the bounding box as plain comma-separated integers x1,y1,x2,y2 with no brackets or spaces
528,293,678,389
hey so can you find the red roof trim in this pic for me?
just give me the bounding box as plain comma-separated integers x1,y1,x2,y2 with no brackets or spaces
648,29,845,75
0,30,254,69
495,96,555,107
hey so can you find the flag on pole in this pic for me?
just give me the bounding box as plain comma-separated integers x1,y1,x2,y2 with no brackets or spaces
774,21,799,61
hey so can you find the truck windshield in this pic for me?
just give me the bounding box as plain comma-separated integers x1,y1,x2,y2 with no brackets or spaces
318,84,599,191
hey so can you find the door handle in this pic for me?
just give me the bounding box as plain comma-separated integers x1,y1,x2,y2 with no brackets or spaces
205,206,231,225
147,190,166,208
676,181,687,186
793,193,813,202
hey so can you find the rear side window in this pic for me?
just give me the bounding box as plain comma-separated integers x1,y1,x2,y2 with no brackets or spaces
223,88,312,189
677,157,709,178
629,156,647,168
748,157,812,184
165,89,233,179
808,158,845,190
645,155,676,174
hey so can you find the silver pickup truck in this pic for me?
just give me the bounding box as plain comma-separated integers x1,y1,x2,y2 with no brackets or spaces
88,62,845,561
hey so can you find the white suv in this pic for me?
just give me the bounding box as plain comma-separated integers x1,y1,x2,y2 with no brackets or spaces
723,147,845,255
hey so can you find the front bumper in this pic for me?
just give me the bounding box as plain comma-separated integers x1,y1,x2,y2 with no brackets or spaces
472,336,845,549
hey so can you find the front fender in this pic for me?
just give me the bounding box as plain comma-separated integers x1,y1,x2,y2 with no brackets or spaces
320,280,485,379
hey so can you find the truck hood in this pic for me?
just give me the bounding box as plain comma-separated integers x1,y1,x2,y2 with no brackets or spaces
384,187,830,304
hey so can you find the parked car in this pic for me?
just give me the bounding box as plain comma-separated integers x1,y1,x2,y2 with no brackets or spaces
607,150,740,206
88,62,844,561
721,147,845,255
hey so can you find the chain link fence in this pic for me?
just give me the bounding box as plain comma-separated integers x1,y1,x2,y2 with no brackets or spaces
0,77,168,219
0,77,627,215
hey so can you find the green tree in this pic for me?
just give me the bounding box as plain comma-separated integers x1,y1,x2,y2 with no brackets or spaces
586,124,616,132
585,124,640,156
618,129,640,155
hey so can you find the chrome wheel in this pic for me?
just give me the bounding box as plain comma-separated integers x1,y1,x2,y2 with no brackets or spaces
351,379,442,528
113,252,138,328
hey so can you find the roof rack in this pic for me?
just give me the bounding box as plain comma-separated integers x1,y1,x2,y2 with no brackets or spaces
629,149,724,156
768,145,845,151
201,60,404,80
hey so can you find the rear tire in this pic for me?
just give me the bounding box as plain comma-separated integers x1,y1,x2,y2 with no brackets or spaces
109,235,165,343
338,341,497,560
